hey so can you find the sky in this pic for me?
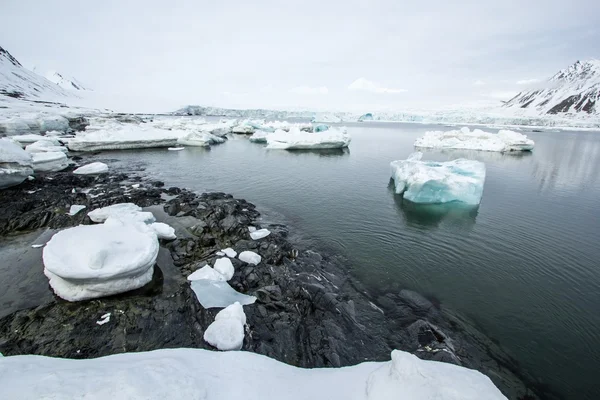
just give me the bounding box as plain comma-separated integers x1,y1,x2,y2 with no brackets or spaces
1,0,599,112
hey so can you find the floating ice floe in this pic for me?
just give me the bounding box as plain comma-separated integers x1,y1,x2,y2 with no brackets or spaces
31,151,69,172
239,251,261,265
248,130,270,143
221,248,237,258
0,347,507,399
190,280,257,308
0,138,34,189
266,127,351,150
187,265,227,282
390,152,486,205
25,139,67,153
250,228,270,240
177,131,226,147
149,222,176,240
414,127,535,152
42,217,159,301
214,258,235,280
203,302,246,351
68,205,86,216
68,125,181,152
73,162,109,175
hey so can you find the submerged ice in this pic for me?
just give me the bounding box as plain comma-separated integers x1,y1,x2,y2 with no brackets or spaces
390,152,486,205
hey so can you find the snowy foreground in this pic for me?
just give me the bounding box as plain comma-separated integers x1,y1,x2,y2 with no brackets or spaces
390,152,486,205
415,127,534,152
0,348,506,400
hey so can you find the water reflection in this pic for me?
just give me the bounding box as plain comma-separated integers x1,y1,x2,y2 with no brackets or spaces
389,181,479,229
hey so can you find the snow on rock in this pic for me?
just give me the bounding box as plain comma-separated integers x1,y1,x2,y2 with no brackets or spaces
414,127,534,152
190,280,257,308
214,258,234,281
203,302,247,351
390,152,486,205
149,222,176,240
177,131,225,147
68,205,86,216
31,151,69,172
42,219,159,301
73,162,109,175
250,228,270,240
25,139,67,153
0,348,507,400
87,203,155,224
266,127,351,150
187,265,227,282
239,251,261,265
221,248,237,258
0,138,34,189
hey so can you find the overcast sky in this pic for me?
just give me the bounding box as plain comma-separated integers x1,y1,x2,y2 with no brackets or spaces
2,0,599,112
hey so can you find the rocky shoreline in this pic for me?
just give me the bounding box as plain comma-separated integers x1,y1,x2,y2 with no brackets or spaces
0,158,543,399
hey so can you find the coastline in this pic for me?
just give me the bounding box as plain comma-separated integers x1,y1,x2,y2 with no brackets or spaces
0,154,545,400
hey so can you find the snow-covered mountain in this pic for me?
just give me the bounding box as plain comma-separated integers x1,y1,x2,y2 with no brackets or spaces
504,60,600,116
0,45,76,102
44,70,91,91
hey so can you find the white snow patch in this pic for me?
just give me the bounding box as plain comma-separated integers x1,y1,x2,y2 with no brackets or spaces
390,152,486,205
239,251,261,265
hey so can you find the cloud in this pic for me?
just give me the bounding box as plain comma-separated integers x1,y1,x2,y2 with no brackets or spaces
516,78,541,85
473,80,486,86
290,86,329,95
348,78,407,94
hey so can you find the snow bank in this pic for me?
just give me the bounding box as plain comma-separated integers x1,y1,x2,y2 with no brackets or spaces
0,348,507,400
31,151,69,172
203,302,247,351
239,251,261,265
266,127,351,150
73,162,108,175
42,218,159,301
415,127,535,152
248,130,270,143
0,138,34,189
390,152,486,205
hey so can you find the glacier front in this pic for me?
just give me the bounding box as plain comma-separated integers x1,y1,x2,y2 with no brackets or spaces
390,152,486,205
415,127,534,152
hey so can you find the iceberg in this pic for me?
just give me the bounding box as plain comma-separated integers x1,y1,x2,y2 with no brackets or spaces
390,152,486,205
239,250,261,265
42,218,159,301
266,127,351,150
176,131,225,147
73,162,109,175
31,151,69,172
203,302,247,351
248,130,270,143
415,127,535,152
0,138,34,189
68,125,181,152
190,279,257,308
0,348,507,400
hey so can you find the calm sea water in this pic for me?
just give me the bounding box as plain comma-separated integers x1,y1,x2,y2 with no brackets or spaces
100,121,600,399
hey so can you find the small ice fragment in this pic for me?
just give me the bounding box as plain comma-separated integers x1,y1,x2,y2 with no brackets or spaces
239,251,261,265
31,244,45,248
216,251,225,256
214,258,234,281
187,265,226,282
248,226,257,233
71,188,76,194
96,313,111,326
73,162,109,175
27,176,34,181
168,147,185,151
131,184,140,188
221,248,237,258
203,302,247,351
190,280,256,308
250,229,270,240
150,222,176,240
68,205,86,216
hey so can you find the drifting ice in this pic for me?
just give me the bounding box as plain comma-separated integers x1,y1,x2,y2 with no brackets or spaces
266,127,351,150
390,152,486,205
415,127,534,152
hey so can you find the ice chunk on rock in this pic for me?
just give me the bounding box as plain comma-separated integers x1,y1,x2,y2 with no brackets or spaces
25,139,67,153
73,162,109,175
42,220,159,301
0,138,34,189
68,205,86,216
214,258,234,280
266,127,350,150
390,152,486,205
88,203,155,224
250,228,270,240
203,302,246,351
415,127,534,152
190,280,257,308
187,265,227,282
150,222,176,240
31,151,69,172
239,251,261,265
221,247,237,258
